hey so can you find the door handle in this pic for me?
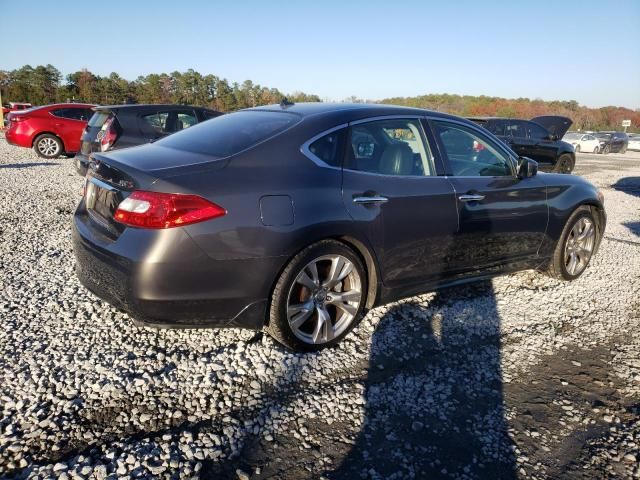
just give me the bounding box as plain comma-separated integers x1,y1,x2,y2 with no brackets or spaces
353,195,389,205
458,194,485,202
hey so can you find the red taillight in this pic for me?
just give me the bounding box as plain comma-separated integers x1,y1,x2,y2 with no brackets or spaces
10,116,25,123
100,117,118,152
114,191,226,229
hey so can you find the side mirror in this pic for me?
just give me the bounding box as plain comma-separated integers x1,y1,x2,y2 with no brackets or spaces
518,157,538,179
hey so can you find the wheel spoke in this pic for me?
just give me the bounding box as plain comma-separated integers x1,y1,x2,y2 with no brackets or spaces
307,262,320,287
577,222,594,243
324,257,353,289
288,301,314,329
326,289,360,316
313,305,333,343
567,251,578,275
296,271,317,290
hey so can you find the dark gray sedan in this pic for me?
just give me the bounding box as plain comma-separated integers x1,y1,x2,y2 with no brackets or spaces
72,103,606,351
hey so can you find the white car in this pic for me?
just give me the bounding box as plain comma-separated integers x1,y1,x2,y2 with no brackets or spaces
627,134,640,152
562,132,601,153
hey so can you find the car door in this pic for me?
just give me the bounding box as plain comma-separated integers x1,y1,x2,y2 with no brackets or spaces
501,120,535,159
340,117,459,287
526,121,556,165
429,118,548,272
50,108,85,152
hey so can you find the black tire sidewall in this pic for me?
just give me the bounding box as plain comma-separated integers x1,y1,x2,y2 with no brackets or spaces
556,209,597,281
269,241,368,352
555,154,573,174
34,134,63,159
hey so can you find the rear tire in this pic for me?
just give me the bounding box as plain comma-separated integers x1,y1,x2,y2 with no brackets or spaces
575,144,581,153
33,134,63,159
545,206,598,281
266,240,368,352
554,153,574,174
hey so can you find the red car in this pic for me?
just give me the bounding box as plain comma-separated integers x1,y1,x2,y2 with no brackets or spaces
5,103,96,158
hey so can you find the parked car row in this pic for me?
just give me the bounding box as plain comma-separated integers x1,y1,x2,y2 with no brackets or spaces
3,103,220,162
562,131,630,154
468,115,576,173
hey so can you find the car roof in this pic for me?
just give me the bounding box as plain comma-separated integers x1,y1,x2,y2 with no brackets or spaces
95,104,217,111
42,103,96,109
248,102,462,123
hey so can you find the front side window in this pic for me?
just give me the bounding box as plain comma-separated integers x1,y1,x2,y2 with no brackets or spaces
433,121,513,177
526,122,549,140
346,119,434,176
307,129,346,167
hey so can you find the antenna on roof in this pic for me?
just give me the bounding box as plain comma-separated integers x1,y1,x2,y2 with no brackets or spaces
280,97,294,108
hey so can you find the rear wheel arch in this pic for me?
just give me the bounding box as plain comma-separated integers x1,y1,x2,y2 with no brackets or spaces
264,235,379,327
32,131,66,151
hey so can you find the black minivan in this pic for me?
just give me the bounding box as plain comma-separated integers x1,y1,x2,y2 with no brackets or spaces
75,104,221,176
469,116,575,173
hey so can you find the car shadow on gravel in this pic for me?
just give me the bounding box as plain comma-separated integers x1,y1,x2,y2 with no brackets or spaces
328,281,517,479
612,177,640,197
0,162,60,169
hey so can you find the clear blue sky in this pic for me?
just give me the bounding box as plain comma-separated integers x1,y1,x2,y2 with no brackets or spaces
3,0,640,108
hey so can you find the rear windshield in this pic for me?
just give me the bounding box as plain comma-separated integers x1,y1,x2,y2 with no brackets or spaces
88,111,111,127
156,110,300,157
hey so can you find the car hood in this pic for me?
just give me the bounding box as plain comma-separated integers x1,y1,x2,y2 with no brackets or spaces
531,116,573,138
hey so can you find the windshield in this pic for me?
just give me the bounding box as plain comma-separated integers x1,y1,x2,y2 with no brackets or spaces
157,110,300,157
563,133,582,140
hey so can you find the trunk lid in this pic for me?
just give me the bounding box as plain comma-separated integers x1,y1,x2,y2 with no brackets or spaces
80,109,117,155
83,144,228,235
531,115,573,139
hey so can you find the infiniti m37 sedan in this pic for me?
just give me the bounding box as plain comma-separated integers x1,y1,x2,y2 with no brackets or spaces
73,103,606,352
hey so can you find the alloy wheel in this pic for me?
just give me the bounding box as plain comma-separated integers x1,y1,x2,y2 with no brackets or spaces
564,217,595,276
286,254,362,344
38,137,60,157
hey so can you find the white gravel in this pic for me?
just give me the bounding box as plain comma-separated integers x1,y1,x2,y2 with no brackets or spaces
1,142,639,479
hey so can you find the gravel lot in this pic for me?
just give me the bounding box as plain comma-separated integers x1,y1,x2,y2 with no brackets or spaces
1,140,639,480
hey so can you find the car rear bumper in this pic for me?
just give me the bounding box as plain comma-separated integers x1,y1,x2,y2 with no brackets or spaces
72,207,281,330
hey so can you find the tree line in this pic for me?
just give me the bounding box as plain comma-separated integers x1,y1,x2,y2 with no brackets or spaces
1,64,637,131
0,64,321,112
379,93,639,133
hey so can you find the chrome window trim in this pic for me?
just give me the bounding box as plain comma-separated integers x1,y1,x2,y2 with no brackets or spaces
426,115,519,177
349,114,425,126
300,123,348,169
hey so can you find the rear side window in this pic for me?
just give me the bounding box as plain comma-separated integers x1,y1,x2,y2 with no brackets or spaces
346,119,434,176
307,129,346,167
157,111,300,157
88,111,110,127
52,108,90,121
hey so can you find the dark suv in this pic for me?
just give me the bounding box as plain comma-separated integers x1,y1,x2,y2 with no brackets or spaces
595,131,628,154
75,104,221,176
469,116,575,173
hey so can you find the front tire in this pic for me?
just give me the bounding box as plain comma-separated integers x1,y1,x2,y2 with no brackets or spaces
546,206,598,281
593,146,600,154
602,145,611,154
554,153,574,174
575,144,581,153
33,134,63,159
266,240,368,352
